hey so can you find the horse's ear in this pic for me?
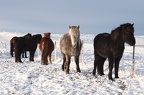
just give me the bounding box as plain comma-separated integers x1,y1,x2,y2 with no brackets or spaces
132,23,134,26
77,25,80,29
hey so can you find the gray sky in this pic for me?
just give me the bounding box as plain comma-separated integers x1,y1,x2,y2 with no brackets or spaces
0,0,144,35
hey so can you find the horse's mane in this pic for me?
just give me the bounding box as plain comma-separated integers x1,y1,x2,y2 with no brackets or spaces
110,23,131,41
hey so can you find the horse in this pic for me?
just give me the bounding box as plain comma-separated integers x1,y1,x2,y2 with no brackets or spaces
14,33,40,62
22,34,42,58
10,33,32,57
32,34,42,44
39,32,54,65
93,23,136,80
10,36,18,57
60,25,83,74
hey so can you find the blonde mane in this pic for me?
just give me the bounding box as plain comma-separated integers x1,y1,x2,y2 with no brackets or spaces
68,25,80,48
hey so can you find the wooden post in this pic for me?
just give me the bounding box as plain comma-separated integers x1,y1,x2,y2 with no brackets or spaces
131,45,135,78
54,41,56,61
81,40,84,64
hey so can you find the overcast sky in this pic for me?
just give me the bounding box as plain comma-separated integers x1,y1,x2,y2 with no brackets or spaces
0,0,144,35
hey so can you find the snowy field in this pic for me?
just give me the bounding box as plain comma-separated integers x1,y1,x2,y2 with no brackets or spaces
0,32,144,95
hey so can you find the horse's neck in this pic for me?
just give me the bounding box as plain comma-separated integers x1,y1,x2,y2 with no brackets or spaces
111,29,124,45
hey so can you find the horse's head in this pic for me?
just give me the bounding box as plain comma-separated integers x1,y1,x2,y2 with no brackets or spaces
44,32,51,38
24,33,32,39
121,23,136,46
69,25,80,48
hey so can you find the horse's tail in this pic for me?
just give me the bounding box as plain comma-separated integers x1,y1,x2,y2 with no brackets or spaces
79,39,83,52
41,39,49,65
14,38,20,62
10,41,13,57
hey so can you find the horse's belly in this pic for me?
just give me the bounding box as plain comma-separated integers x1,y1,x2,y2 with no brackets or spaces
96,50,108,58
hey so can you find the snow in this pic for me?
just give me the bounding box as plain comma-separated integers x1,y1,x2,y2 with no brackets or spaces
0,31,144,95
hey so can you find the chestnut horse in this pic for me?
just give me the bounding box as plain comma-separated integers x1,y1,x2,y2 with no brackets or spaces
60,25,83,74
39,32,54,65
93,23,136,80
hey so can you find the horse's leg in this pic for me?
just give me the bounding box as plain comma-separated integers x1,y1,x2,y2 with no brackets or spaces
24,51,27,58
48,53,52,64
65,55,71,74
108,56,114,80
62,53,66,71
15,52,18,62
22,51,24,58
41,51,48,65
30,51,34,61
18,52,22,63
29,51,32,61
97,57,106,76
115,56,122,78
93,51,101,76
10,43,14,57
74,56,81,72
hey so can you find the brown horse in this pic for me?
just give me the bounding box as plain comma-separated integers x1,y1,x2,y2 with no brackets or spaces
93,23,136,80
39,32,54,65
10,33,32,57
15,33,41,62
10,36,18,57
60,25,83,74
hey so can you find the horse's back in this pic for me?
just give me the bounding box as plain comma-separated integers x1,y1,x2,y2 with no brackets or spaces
94,33,110,46
40,37,54,52
15,37,26,51
10,36,18,43
32,34,42,44
46,38,54,51
60,34,71,52
94,33,111,57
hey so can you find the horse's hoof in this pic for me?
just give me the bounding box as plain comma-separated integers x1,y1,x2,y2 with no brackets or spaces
77,69,81,73
66,71,69,74
92,71,96,76
115,76,119,78
99,73,105,76
109,77,115,81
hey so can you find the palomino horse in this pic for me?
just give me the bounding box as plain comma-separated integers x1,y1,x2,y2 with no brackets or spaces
93,23,136,80
60,25,83,74
39,32,54,65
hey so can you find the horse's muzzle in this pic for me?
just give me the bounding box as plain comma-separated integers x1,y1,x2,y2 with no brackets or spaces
73,45,77,48
129,38,136,46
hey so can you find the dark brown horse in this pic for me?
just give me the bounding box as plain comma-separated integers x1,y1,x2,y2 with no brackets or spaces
93,23,136,80
60,26,83,74
14,33,41,62
32,34,42,44
10,33,32,57
10,36,18,57
39,32,54,65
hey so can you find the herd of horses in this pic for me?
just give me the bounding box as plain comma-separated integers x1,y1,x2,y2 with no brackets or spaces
10,23,135,80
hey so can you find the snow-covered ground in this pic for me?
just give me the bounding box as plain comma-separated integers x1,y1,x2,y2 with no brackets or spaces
0,32,144,95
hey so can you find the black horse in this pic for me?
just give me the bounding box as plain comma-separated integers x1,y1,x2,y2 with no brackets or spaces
23,34,42,58
14,34,42,63
93,23,136,80
32,34,42,44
